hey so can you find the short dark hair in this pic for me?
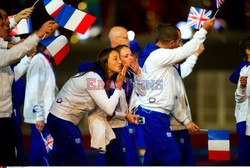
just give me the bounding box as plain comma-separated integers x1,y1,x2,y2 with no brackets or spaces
239,35,250,59
154,23,180,43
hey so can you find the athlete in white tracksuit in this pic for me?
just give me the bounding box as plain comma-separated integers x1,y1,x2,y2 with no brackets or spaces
235,65,250,165
137,18,215,166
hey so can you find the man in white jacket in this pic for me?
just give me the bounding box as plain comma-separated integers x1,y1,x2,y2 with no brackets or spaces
136,18,215,166
0,8,54,165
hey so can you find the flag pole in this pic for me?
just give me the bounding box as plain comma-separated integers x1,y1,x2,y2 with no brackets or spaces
32,0,40,7
213,8,220,18
199,128,208,132
42,33,47,40
40,132,46,142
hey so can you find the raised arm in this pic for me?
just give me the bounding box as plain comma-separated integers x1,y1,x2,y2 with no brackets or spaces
87,66,127,116
0,20,54,67
179,43,204,78
149,18,215,68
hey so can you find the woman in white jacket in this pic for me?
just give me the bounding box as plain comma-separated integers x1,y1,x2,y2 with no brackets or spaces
47,48,130,165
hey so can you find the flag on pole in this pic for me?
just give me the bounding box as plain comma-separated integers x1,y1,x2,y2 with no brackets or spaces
9,16,33,36
39,35,70,65
186,7,212,29
54,4,96,35
41,133,54,153
42,0,65,18
214,0,225,8
208,129,230,160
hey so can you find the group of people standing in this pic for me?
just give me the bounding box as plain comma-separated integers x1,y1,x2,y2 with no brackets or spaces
6,4,250,166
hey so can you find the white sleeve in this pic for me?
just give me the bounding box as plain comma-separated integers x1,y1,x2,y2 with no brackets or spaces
134,70,146,96
27,59,46,121
0,38,8,49
235,81,247,103
180,55,198,79
148,28,207,68
0,34,39,68
13,56,31,81
87,74,122,116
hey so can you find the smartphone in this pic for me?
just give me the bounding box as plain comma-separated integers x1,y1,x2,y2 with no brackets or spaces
136,116,145,124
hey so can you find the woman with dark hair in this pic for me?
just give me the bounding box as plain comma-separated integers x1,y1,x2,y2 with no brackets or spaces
47,48,130,165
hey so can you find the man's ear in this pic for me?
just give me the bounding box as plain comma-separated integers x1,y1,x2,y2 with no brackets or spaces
246,48,250,55
169,40,175,48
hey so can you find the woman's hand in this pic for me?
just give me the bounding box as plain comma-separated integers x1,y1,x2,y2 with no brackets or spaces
116,65,128,89
240,76,248,88
35,120,45,132
125,113,140,124
129,58,141,76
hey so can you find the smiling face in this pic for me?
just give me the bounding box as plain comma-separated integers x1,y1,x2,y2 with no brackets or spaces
107,50,122,78
119,46,134,66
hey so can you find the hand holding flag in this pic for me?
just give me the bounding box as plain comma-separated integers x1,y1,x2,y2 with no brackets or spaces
14,7,34,24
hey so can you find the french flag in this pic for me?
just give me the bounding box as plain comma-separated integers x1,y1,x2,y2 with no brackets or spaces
208,130,230,161
42,0,65,18
40,35,70,65
9,16,33,36
54,4,96,35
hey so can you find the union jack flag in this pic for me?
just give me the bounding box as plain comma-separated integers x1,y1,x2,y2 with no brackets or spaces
214,0,224,8
186,7,212,29
41,133,54,153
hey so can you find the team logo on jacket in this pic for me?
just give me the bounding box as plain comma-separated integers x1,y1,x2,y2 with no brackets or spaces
56,98,62,103
149,97,156,103
166,132,172,138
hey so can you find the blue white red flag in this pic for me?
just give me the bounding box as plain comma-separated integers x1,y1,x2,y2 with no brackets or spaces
214,0,225,8
54,4,96,35
39,35,70,65
41,133,54,153
208,130,230,160
186,7,212,29
42,0,65,18
9,16,33,36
